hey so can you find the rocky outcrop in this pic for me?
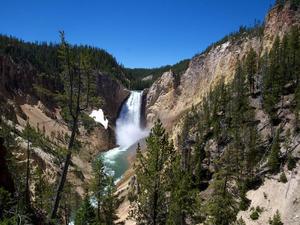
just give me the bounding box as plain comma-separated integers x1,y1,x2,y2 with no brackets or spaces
0,54,130,198
263,3,300,52
95,72,130,122
140,89,148,128
146,70,179,129
146,38,261,131
145,4,300,134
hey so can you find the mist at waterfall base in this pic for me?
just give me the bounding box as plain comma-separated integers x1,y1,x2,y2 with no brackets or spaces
102,91,148,181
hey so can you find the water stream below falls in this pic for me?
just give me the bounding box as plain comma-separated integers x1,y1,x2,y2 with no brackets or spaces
102,91,148,181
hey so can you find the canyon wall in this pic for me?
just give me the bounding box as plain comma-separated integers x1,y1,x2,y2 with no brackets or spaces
146,4,300,136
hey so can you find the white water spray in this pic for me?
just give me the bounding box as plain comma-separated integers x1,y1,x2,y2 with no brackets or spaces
102,91,148,180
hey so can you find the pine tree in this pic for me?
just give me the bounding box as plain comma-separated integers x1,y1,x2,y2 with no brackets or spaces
228,61,251,177
91,157,108,224
268,132,281,173
244,125,261,176
290,0,300,10
263,36,282,122
269,210,283,225
203,144,239,224
90,158,118,225
0,187,13,221
75,194,96,225
245,48,257,95
166,155,196,225
287,27,300,84
194,134,206,188
235,217,246,225
0,118,17,150
33,167,48,210
61,182,76,225
22,122,36,207
204,175,238,225
275,0,284,6
102,177,118,225
51,32,94,219
231,60,248,131
131,120,175,225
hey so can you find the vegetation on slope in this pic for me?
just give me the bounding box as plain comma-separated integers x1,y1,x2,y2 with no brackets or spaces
129,7,300,221
126,59,190,90
0,34,128,85
0,34,189,90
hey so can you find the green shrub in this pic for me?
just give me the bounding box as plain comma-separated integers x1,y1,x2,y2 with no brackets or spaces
287,154,297,170
268,133,281,173
279,172,287,183
250,210,259,220
250,206,264,220
239,192,251,211
256,206,263,213
269,210,283,225
81,113,96,133
235,217,246,225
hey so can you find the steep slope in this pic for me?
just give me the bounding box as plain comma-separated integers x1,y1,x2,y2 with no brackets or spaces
146,3,300,134
0,44,129,196
122,2,300,225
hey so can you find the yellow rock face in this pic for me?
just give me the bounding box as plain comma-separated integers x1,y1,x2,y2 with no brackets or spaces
145,4,300,141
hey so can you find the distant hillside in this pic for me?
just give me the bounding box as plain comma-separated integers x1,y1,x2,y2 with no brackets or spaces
0,34,191,90
125,59,190,90
0,34,130,86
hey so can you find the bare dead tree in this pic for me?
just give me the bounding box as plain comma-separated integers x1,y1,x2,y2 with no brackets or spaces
50,31,92,220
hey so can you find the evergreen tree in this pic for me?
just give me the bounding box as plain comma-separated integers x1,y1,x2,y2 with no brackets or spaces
51,32,94,219
90,157,118,225
33,167,48,211
231,60,249,131
290,0,300,10
204,175,238,225
0,187,13,221
268,132,281,173
263,36,283,122
275,0,284,6
75,194,96,225
22,122,36,207
204,145,239,225
194,134,206,188
166,155,196,225
229,61,251,177
61,182,76,225
269,210,283,225
102,177,118,225
287,27,300,84
245,48,257,95
131,120,175,225
91,157,108,224
235,217,246,225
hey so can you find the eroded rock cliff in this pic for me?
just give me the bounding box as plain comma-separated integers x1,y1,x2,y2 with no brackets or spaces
146,4,300,136
0,54,129,196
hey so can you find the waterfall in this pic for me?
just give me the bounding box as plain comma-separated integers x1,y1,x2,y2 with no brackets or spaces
102,91,148,180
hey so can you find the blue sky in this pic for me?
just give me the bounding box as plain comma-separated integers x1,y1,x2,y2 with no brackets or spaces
1,0,274,68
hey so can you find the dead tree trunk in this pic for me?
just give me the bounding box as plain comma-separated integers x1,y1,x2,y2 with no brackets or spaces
25,138,30,207
51,116,78,219
51,31,91,220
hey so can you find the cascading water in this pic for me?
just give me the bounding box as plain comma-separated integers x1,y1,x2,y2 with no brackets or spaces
102,91,148,181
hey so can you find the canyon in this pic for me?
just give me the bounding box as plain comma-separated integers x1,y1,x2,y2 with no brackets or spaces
0,1,299,225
